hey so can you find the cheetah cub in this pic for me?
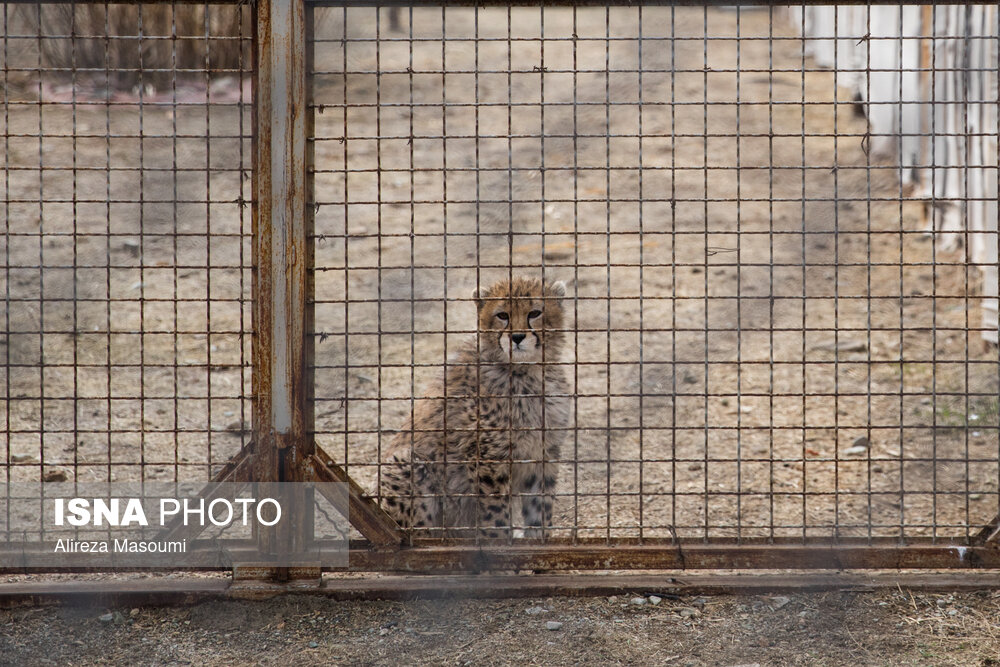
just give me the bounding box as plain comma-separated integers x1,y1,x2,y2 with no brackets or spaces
380,276,570,537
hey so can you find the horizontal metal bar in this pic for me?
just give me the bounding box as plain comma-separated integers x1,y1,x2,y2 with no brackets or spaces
318,571,1000,599
347,540,1000,573
310,37,1000,45
5,570,1000,608
0,544,264,571
307,1,988,7
0,578,230,609
1,0,246,4
314,68,997,77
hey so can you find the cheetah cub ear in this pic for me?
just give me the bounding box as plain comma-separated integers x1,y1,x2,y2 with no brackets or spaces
548,280,567,297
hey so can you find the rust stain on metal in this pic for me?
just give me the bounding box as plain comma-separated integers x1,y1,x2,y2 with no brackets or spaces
313,571,1000,600
6,571,1000,609
344,541,1000,574
250,0,313,578
974,513,1000,546
252,0,311,479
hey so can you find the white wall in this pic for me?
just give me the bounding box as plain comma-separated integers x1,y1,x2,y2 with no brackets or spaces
794,6,999,342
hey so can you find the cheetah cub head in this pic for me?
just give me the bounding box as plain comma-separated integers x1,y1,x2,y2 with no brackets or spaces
472,277,567,363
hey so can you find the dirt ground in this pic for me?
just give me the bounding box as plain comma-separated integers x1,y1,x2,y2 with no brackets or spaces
3,581,1000,666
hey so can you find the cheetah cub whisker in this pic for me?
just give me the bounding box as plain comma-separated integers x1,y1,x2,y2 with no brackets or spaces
379,276,571,538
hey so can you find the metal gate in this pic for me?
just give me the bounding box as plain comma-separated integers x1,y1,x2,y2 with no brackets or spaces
3,0,1000,584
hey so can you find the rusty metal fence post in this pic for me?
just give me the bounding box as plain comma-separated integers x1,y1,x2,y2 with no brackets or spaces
251,0,312,569
250,0,400,574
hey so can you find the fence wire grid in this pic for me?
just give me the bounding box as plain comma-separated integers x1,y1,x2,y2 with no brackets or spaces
2,2,254,496
2,1,1000,572
309,4,1000,547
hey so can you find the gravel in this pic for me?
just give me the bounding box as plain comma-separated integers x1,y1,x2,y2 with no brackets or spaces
3,589,1000,665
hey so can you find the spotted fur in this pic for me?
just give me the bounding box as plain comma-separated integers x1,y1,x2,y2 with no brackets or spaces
379,277,570,538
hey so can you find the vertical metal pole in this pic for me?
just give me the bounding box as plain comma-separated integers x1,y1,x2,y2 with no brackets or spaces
252,0,311,561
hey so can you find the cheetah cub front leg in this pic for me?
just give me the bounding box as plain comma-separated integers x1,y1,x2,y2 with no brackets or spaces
515,464,557,537
475,462,513,538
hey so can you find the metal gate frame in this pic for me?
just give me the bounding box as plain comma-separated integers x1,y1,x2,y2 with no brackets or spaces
3,0,1000,599
255,0,1000,576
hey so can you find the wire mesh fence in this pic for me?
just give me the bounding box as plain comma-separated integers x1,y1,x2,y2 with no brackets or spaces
2,1,1000,576
309,3,1000,550
2,2,254,490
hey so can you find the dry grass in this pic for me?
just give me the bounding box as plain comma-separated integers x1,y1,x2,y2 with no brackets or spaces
11,4,249,91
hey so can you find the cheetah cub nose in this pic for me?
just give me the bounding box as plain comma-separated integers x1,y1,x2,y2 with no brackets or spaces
511,333,526,345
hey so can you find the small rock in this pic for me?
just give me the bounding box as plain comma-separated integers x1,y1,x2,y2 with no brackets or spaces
607,596,618,603
971,494,983,501
843,446,868,457
308,641,319,648
631,597,647,606
648,595,662,605
98,613,114,624
852,436,870,449
130,608,140,618
10,454,34,463
378,628,389,636
678,607,700,618
948,609,958,616
42,469,69,482
936,598,949,608
770,596,790,609
545,621,563,631
525,606,548,615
